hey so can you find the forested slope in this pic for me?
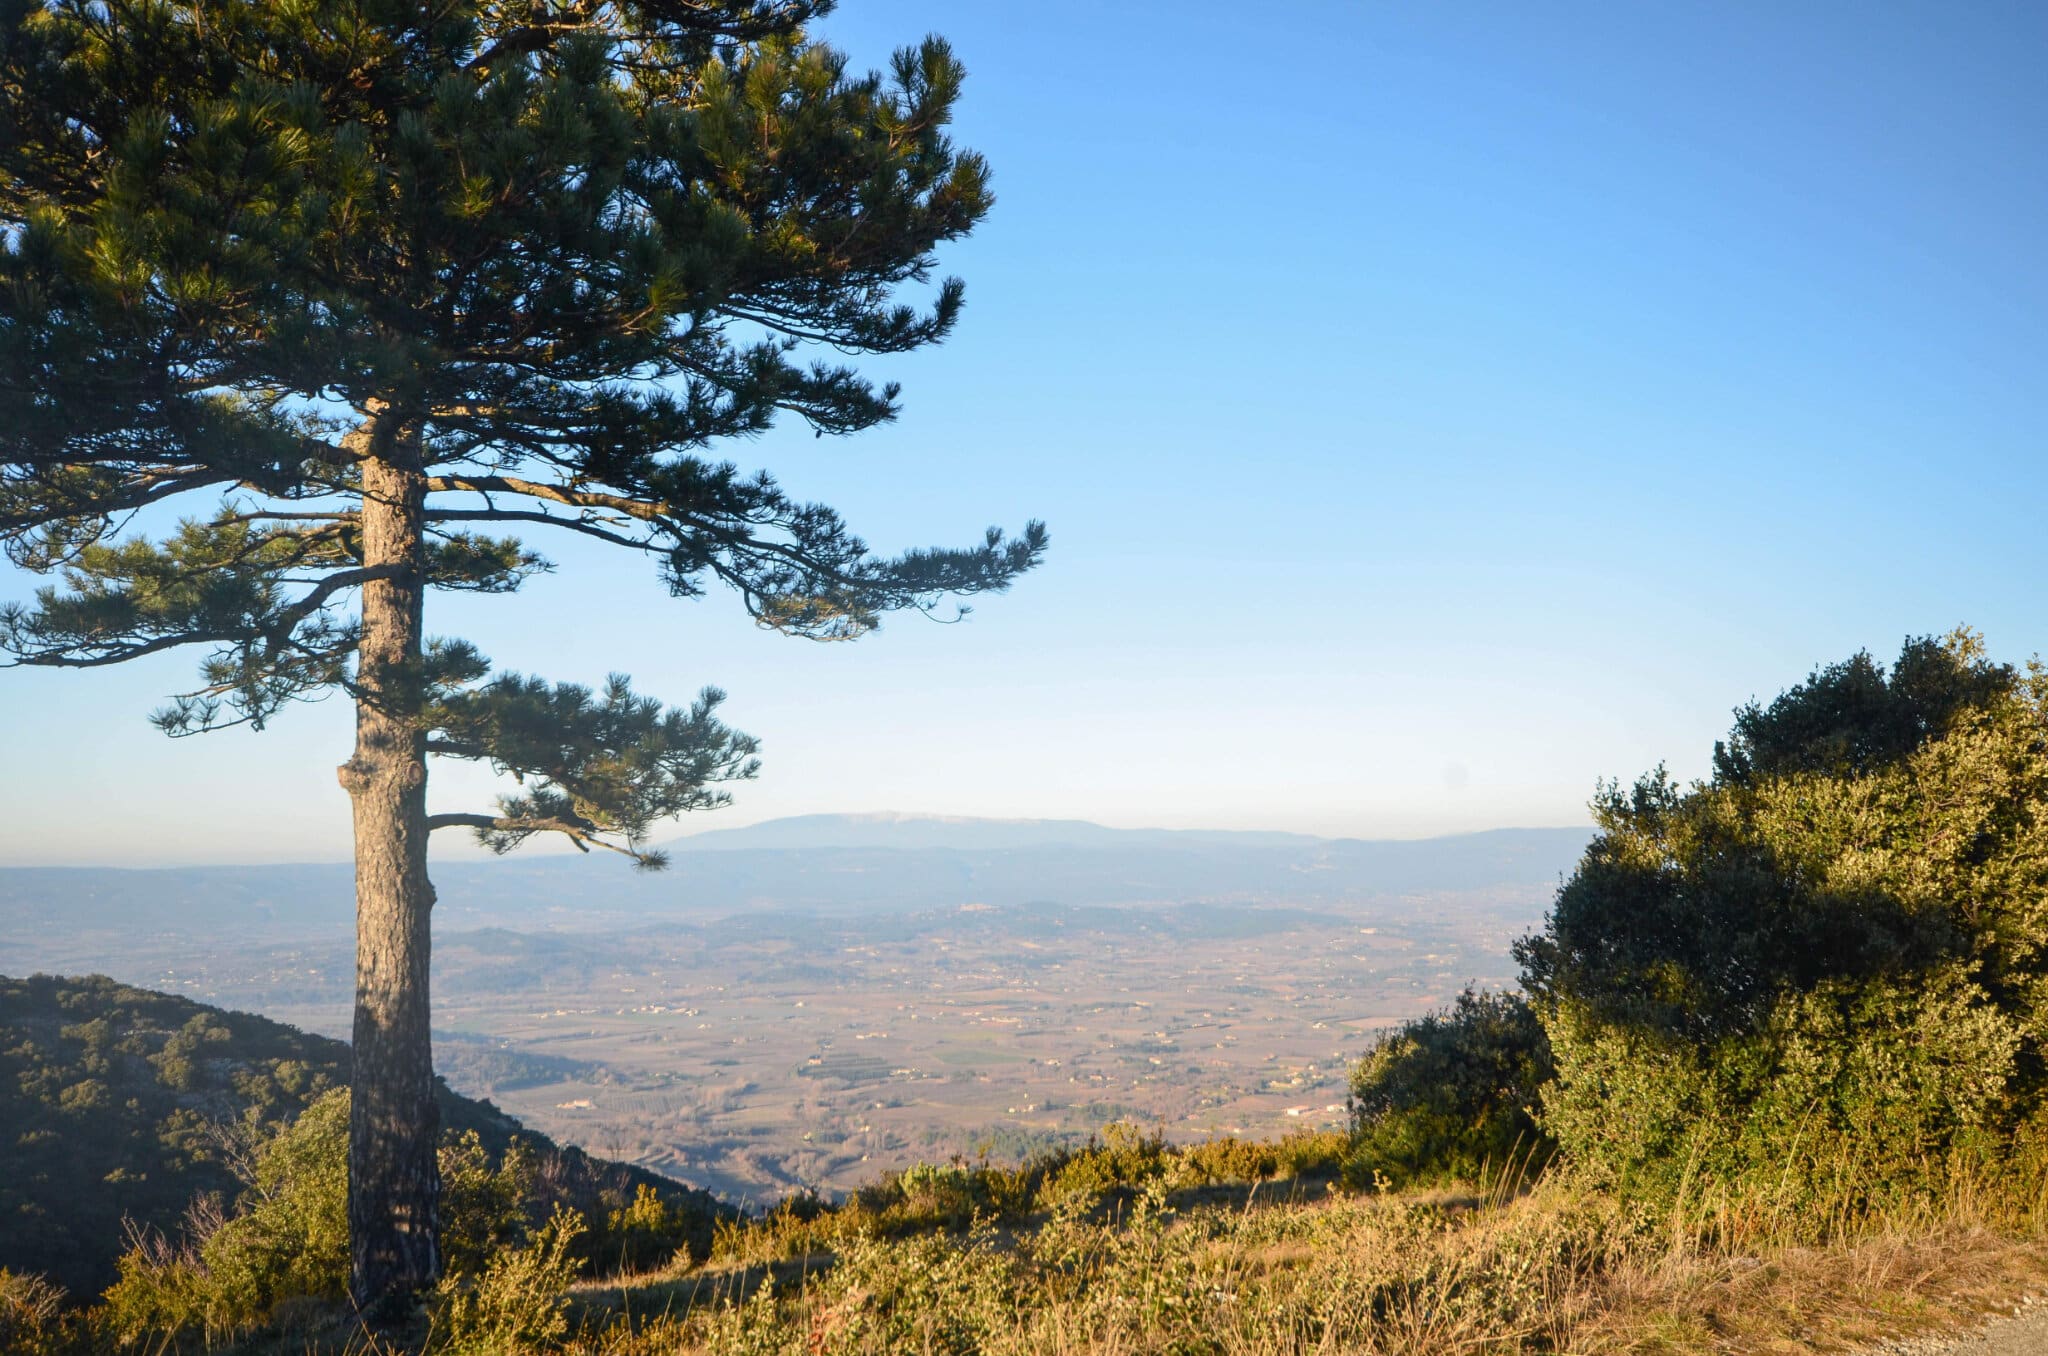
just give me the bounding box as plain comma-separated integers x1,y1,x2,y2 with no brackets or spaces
0,974,725,1298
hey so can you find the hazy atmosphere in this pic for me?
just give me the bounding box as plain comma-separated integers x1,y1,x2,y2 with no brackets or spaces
5,1,2045,864
5,2,2048,1352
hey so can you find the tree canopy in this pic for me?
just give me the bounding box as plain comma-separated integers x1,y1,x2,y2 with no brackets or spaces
1,0,1043,861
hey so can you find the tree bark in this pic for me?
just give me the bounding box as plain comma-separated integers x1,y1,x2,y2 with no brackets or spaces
338,411,441,1315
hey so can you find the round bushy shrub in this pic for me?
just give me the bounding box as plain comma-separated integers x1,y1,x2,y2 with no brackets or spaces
1344,988,1554,1188
1515,632,2048,1213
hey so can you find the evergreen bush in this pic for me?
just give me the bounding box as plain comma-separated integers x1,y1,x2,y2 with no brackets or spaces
1515,632,2048,1216
1344,988,1555,1187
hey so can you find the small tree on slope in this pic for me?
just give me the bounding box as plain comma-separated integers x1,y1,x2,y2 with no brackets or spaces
0,0,1043,1313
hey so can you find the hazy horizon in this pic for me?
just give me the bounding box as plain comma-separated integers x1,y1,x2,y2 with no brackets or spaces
0,809,1596,870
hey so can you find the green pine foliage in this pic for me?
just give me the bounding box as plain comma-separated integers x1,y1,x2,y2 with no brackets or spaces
1,0,1043,862
4,0,1042,1300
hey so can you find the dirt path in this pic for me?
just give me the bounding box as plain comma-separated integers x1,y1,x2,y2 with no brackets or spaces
1861,1296,2048,1355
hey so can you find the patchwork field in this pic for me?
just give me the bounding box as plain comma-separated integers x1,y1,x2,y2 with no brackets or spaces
10,891,1541,1202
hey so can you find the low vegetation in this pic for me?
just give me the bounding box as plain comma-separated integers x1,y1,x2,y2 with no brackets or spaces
0,974,352,1298
13,1120,2039,1355
0,977,727,1307
5,632,2045,1353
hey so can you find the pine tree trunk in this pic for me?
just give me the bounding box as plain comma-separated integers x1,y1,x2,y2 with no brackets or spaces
339,413,441,1315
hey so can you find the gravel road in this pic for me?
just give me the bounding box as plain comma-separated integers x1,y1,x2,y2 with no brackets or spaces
1859,1295,2048,1355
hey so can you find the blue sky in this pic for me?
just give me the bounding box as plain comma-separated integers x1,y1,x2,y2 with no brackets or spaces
2,0,2044,865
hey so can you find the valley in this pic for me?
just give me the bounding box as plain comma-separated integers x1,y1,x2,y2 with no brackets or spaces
0,817,1574,1203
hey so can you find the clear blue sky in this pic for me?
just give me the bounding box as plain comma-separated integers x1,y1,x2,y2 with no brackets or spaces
2,0,2044,865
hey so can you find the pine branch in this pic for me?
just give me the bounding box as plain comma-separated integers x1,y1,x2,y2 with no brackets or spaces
1,0,1043,1313
425,507,650,553
423,472,1047,638
424,811,660,866
423,672,758,857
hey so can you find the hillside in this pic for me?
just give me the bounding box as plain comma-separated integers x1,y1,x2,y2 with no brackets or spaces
561,1152,2048,1356
0,974,727,1300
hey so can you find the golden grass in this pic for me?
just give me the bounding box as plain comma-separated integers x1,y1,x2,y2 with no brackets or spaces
53,1145,2046,1355
1574,1225,2048,1354
547,1170,2047,1356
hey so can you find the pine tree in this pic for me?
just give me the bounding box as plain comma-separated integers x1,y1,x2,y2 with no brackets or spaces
0,0,1042,1313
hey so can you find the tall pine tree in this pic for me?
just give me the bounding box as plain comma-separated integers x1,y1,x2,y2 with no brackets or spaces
0,0,1042,1312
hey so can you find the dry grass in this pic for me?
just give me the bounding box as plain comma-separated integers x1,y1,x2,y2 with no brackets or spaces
1575,1225,2048,1354
546,1169,2048,1356
36,1149,2045,1355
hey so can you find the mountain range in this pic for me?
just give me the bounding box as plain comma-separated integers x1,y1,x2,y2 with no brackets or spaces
0,814,1591,962
668,812,1329,852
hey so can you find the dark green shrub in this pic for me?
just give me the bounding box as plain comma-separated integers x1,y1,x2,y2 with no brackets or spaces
440,1130,539,1276
596,1183,698,1274
1343,988,1554,1188
1516,632,2048,1217
1178,1130,1346,1186
1270,1129,1349,1180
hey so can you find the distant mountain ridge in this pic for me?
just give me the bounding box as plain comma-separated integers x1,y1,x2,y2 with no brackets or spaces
0,816,1593,958
667,812,1330,852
